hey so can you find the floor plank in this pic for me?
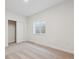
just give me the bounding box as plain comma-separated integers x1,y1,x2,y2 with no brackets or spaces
5,42,74,59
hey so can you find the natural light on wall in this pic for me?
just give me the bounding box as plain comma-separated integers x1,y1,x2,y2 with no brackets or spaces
33,20,46,34
24,0,29,2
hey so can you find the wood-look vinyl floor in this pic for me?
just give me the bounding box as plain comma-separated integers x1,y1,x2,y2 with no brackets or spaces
5,42,74,59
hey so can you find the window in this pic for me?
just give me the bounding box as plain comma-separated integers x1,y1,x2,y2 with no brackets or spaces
33,20,46,34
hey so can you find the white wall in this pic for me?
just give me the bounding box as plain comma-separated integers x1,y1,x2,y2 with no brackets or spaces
5,11,28,47
28,0,74,53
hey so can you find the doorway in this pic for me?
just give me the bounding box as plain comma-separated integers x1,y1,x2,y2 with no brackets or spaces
8,20,16,45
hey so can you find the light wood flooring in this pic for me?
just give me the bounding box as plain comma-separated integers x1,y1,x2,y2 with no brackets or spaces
5,41,74,59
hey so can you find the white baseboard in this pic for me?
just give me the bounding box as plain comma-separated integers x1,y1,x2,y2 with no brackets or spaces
29,40,74,54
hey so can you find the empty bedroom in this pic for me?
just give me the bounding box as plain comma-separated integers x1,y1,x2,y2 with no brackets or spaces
5,0,74,59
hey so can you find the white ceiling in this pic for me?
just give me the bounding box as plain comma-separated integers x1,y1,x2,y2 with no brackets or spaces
6,0,65,16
